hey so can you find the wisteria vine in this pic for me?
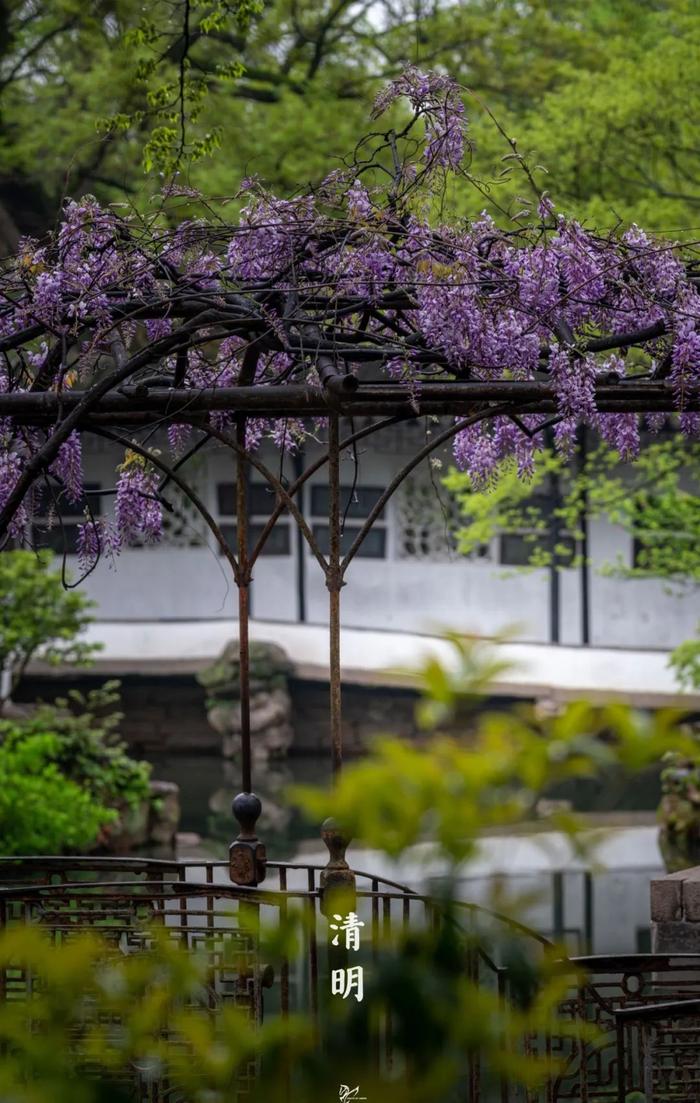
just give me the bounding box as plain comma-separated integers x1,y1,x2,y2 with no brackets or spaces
1,65,700,569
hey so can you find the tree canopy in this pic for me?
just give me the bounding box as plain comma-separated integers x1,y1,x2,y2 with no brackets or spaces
504,1,700,231
1,1,696,250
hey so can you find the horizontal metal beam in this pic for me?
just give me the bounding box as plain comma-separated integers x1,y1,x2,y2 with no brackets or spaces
0,380,689,425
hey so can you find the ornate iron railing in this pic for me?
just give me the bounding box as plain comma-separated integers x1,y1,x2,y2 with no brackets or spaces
3,856,700,1100
615,995,700,1102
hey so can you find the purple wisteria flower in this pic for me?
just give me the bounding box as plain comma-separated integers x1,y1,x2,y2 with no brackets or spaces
0,450,28,539
549,346,597,432
671,320,700,409
114,453,163,546
680,412,700,436
167,423,192,455
372,66,468,170
597,413,640,460
49,431,83,504
77,517,121,572
645,413,667,434
452,423,499,488
347,180,373,221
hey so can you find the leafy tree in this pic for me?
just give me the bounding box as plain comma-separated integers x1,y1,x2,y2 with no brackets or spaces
444,434,700,581
0,0,263,246
443,434,700,687
504,1,700,231
186,0,614,202
0,550,100,707
0,0,657,243
669,639,700,691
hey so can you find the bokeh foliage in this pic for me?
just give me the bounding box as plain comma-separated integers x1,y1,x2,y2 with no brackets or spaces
0,549,100,704
293,636,693,864
0,636,691,1099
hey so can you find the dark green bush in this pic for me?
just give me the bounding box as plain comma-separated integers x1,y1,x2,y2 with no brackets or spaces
0,681,150,855
0,731,116,855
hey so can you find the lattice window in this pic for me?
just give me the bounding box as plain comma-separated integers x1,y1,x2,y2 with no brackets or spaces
123,479,209,549
158,480,210,547
396,475,487,562
217,481,292,556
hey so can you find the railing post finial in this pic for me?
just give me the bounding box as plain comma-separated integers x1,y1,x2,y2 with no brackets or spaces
229,792,266,886
319,816,356,917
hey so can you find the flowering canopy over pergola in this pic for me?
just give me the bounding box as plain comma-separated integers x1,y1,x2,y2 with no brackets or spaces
2,64,700,875
1,65,699,563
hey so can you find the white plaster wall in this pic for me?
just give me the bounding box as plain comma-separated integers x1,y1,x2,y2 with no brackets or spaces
76,546,237,620
66,436,700,649
304,556,552,640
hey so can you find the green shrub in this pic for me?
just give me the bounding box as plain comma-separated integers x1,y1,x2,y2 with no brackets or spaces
0,731,116,855
0,682,150,854
12,681,151,809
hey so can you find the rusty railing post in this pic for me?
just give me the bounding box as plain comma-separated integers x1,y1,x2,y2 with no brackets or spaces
327,412,343,781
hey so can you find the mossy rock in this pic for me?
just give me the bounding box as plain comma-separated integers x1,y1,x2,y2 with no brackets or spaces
197,660,235,691
197,641,292,700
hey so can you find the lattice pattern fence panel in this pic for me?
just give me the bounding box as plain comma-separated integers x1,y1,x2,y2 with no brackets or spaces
0,877,265,1101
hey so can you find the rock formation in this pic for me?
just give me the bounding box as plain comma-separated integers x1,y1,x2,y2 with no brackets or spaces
658,751,700,871
197,640,294,759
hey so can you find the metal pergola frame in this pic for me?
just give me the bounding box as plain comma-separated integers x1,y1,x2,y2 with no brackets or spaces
0,367,692,886
1,197,696,886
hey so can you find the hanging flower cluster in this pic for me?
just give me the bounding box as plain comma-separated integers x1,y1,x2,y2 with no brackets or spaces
371,65,468,169
49,432,83,504
0,66,699,557
114,452,163,546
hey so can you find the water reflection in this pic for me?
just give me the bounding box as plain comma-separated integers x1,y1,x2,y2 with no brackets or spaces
146,751,332,858
146,752,663,852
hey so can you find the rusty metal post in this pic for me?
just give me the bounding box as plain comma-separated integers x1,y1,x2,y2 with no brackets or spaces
327,413,343,779
230,415,266,886
320,414,356,917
